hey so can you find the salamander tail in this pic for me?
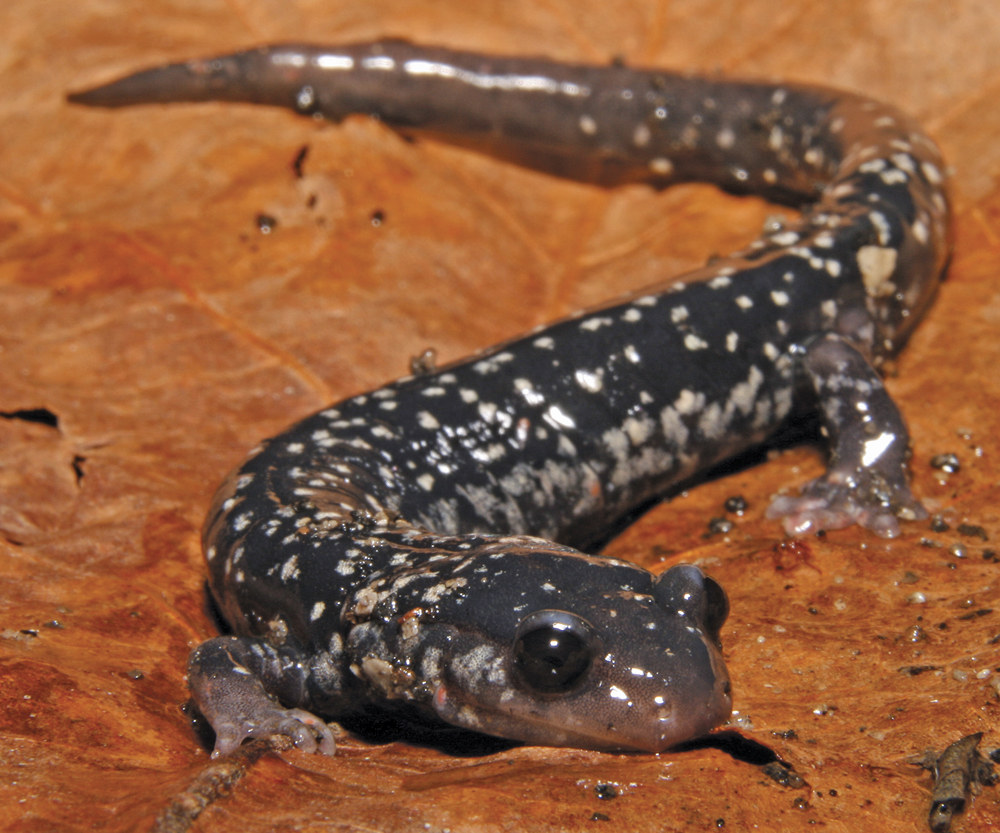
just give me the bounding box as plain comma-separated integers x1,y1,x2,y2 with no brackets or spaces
68,53,260,108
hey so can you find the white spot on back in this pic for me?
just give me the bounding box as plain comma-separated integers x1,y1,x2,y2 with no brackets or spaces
729,365,764,414
514,378,545,405
771,230,799,246
575,368,604,392
870,211,891,245
418,411,440,430
557,434,577,456
545,405,576,429
580,316,613,332
698,402,726,440
281,555,300,582
804,147,824,167
859,158,887,173
857,246,898,297
649,157,674,175
921,161,943,185
660,406,689,447
623,416,654,446
674,389,705,415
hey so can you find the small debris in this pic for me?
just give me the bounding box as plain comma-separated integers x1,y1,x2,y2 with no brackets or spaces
410,348,437,376
911,732,997,833
956,524,988,542
930,515,950,533
291,144,309,178
594,783,617,800
152,735,295,833
707,516,734,535
956,609,992,621
724,495,748,514
762,761,806,788
0,408,59,428
899,665,939,676
929,454,960,474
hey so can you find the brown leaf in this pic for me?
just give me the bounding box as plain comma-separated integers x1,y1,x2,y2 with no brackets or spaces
3,1,1000,831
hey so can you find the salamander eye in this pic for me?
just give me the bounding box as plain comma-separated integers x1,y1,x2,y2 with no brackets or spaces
513,610,596,693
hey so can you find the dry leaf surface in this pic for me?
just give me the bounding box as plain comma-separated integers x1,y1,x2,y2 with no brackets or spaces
2,0,1000,831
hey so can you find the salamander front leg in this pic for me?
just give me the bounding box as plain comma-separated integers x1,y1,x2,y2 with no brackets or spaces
767,334,927,538
188,636,337,757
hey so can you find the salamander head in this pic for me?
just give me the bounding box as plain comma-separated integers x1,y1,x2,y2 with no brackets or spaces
346,548,731,752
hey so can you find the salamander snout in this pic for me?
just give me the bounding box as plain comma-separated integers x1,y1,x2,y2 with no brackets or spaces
429,562,732,752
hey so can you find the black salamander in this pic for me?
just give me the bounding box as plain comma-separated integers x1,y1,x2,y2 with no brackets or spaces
71,42,950,757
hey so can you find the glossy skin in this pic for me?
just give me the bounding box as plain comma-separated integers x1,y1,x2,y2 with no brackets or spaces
71,42,950,757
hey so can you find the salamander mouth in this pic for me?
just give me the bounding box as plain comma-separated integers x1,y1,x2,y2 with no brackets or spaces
430,682,700,753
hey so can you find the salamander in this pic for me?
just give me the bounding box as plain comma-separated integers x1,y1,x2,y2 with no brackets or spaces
70,42,950,757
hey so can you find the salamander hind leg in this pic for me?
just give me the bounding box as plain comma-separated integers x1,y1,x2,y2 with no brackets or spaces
188,636,338,757
767,334,927,539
